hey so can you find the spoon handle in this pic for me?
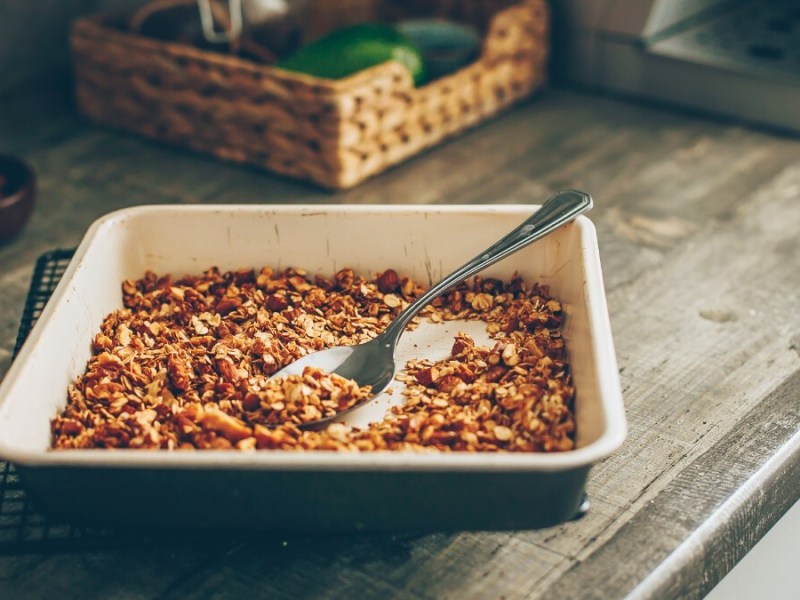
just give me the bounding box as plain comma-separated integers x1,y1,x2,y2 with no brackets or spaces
381,190,593,344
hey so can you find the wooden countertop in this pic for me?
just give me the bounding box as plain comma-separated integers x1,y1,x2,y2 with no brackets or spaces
1,83,799,599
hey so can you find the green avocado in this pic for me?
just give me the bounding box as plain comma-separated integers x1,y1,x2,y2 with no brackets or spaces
277,23,426,86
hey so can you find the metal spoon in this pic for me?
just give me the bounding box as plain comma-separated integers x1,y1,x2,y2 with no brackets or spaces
273,190,593,427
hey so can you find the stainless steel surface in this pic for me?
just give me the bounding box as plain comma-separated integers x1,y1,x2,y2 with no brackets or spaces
552,0,800,133
272,190,593,427
647,0,800,84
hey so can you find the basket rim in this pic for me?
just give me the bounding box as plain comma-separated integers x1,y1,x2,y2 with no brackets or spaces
70,1,539,93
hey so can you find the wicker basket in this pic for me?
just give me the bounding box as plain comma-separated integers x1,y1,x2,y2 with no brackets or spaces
71,0,549,189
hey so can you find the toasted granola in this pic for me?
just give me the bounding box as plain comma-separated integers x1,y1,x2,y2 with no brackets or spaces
51,266,575,452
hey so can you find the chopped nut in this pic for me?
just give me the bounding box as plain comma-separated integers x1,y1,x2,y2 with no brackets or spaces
237,437,257,451
325,422,351,442
546,299,562,313
191,315,209,335
493,426,513,441
265,294,289,311
383,293,402,308
471,293,493,311
436,375,463,394
167,353,192,392
200,408,252,442
376,269,400,293
501,343,520,367
415,366,438,387
485,365,507,383
216,297,242,315
288,275,312,292
58,419,83,437
451,334,474,357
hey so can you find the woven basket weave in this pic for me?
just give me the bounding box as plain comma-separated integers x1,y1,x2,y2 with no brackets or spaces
71,0,549,189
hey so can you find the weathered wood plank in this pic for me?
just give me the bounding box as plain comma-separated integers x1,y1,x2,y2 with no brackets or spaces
544,370,800,600
0,85,799,599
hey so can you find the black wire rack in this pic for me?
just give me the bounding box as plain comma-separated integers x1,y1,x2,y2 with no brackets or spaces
0,249,143,554
0,250,233,554
0,251,259,554
1,250,80,553
11,249,75,358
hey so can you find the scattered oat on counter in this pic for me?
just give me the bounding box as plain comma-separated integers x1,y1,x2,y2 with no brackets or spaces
51,266,575,452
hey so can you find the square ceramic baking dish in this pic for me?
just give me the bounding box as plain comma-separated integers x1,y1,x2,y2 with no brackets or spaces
0,205,625,532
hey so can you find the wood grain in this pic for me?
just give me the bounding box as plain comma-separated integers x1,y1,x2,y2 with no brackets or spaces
0,82,799,599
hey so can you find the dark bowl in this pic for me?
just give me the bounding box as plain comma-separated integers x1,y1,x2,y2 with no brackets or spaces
0,154,36,243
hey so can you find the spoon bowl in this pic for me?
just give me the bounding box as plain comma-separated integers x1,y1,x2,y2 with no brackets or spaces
273,190,593,427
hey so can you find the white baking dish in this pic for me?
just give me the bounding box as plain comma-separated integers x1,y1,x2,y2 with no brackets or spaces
0,205,625,531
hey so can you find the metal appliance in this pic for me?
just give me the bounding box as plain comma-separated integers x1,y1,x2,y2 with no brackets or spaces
552,0,800,132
